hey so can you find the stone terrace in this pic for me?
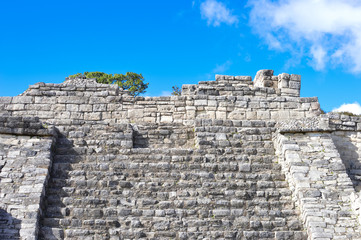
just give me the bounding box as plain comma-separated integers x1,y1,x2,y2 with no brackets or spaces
0,70,361,240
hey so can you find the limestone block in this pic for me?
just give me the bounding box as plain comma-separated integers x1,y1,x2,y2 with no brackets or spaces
278,110,290,120
12,96,33,104
239,164,251,172
84,112,102,121
66,104,79,112
278,78,288,88
157,105,175,112
280,88,300,97
6,104,25,110
257,111,270,120
26,104,51,111
143,117,156,123
0,97,13,103
290,74,301,81
342,121,356,128
254,70,273,88
289,81,301,89
259,101,269,108
56,112,70,119
248,102,260,109
65,96,87,104
51,104,66,112
56,96,70,104
212,209,230,217
208,100,217,106
36,111,55,119
278,73,290,89
290,111,305,118
228,111,246,120
216,111,227,120
89,97,108,104
128,109,144,118
79,104,93,112
93,104,107,112
244,111,255,120
160,115,173,123
301,102,311,110
235,76,252,81
194,99,208,106
215,133,227,140
311,102,320,110
235,100,247,108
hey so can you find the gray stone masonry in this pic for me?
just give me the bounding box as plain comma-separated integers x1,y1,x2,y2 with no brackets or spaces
0,70,361,239
0,116,56,240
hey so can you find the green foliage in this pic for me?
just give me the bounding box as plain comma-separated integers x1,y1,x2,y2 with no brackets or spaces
68,73,83,78
171,85,182,96
68,71,149,96
113,72,149,97
84,72,113,84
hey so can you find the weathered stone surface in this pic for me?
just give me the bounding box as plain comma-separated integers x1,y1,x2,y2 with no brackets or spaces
1,70,361,239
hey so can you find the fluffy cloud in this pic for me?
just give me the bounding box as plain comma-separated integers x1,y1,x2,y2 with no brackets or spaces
200,0,238,27
248,0,361,72
332,102,361,115
213,60,232,73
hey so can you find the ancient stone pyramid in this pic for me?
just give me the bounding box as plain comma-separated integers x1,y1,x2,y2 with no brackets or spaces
1,70,361,239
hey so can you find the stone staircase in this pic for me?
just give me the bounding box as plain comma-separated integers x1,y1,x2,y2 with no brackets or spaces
39,120,307,239
275,131,361,239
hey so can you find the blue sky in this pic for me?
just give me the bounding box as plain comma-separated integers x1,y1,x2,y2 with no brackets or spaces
1,0,361,113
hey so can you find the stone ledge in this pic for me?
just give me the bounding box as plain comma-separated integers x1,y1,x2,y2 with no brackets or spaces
277,114,361,133
0,115,56,136
277,116,330,133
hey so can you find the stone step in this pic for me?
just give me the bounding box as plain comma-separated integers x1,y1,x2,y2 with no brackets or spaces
48,169,286,181
41,217,302,231
40,124,307,239
44,188,294,202
43,196,294,213
46,177,289,191
50,163,279,174
52,146,276,156
40,227,307,240
43,205,298,220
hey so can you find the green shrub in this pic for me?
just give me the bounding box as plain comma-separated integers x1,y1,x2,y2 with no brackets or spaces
68,71,148,96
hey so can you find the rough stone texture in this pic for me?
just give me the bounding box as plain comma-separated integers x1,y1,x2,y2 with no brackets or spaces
0,70,361,239
274,132,360,240
0,116,56,240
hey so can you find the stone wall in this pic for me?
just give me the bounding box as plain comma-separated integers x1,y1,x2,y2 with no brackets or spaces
274,114,361,239
274,131,359,239
0,116,56,240
1,69,361,239
0,71,320,127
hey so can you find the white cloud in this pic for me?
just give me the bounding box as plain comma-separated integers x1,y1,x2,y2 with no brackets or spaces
213,60,232,73
249,0,361,73
161,91,172,96
310,45,327,70
332,102,361,115
200,0,238,27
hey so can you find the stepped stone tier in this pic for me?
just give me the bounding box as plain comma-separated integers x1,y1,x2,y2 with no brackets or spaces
1,69,361,240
